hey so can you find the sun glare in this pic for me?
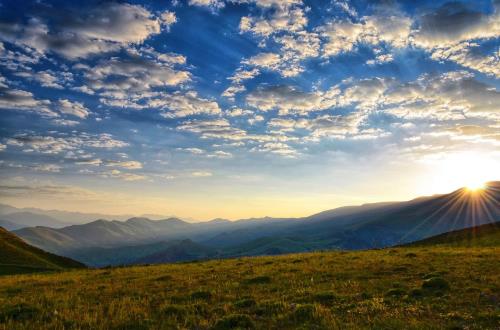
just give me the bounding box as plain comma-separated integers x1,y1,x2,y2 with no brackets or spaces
423,151,498,194
465,181,486,191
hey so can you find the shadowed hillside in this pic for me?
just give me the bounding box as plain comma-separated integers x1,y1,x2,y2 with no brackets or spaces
406,221,500,247
0,227,85,275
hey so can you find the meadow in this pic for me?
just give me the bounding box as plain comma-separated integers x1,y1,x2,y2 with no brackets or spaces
1,246,499,329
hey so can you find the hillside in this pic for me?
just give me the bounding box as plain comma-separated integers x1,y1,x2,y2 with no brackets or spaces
13,182,499,266
0,227,85,275
68,239,218,267
407,222,500,247
0,244,498,329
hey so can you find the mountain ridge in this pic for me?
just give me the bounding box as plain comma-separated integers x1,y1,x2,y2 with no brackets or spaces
12,182,500,266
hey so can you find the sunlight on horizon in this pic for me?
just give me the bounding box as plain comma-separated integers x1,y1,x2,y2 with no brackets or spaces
420,151,499,195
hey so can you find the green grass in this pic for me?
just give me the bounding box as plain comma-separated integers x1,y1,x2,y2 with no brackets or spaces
0,246,499,329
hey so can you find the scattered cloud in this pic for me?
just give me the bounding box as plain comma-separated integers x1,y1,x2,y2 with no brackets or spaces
189,0,225,10
33,164,62,172
104,160,143,169
246,85,339,115
191,171,213,177
0,3,177,59
57,99,90,119
155,91,221,118
6,132,128,154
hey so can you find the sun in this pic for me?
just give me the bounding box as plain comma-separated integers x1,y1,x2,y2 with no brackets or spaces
423,151,498,193
464,180,486,191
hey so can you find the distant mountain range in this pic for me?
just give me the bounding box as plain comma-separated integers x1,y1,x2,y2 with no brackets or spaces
10,182,500,267
0,203,177,230
0,227,85,275
0,211,72,230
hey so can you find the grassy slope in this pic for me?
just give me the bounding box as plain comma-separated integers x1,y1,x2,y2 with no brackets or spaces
0,227,85,275
407,222,500,247
0,245,498,329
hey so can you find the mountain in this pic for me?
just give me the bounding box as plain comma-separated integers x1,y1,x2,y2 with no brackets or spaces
13,182,499,266
67,239,216,267
134,239,217,265
0,211,71,229
406,222,500,247
14,217,195,254
0,219,22,231
0,203,175,225
0,227,85,275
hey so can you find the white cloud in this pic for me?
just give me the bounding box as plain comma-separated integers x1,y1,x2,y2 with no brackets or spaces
207,150,233,158
51,119,80,126
160,11,177,27
0,86,56,117
191,171,213,177
104,160,143,169
239,3,307,37
413,2,500,48
244,52,281,69
0,3,176,59
225,107,253,117
251,142,298,157
178,119,249,141
318,12,412,58
382,71,500,120
189,0,225,10
58,99,90,119
248,114,264,125
85,53,190,93
411,2,500,78
268,113,366,139
246,85,339,115
101,169,147,181
153,91,221,118
222,68,260,99
33,164,62,173
429,42,500,78
75,158,103,166
178,147,205,154
6,132,128,154
14,70,71,89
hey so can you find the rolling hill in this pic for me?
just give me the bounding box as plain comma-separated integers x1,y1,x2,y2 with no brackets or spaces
0,227,85,275
13,182,500,266
407,221,500,247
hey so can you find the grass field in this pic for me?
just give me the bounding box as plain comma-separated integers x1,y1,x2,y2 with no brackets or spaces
1,245,499,329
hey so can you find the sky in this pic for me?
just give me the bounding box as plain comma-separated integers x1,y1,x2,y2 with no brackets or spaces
0,0,499,220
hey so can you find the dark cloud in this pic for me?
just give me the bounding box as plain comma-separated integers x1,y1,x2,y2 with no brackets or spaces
415,1,497,45
0,3,175,59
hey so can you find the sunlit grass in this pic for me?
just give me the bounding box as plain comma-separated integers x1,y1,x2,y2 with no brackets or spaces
0,245,499,329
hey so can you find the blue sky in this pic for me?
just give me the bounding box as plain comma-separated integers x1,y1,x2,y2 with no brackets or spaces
0,0,499,219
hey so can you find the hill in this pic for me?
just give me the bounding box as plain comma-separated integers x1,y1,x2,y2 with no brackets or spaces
0,244,498,329
13,182,499,266
67,239,218,267
0,227,85,275
407,222,500,247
